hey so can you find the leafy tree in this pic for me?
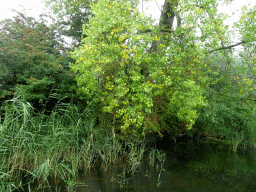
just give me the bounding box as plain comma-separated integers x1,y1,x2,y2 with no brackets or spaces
68,0,256,142
0,11,79,114
43,0,93,47
195,50,256,147
71,0,226,140
194,4,256,148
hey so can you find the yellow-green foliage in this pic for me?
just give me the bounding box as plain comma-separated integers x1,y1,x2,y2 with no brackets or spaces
70,0,208,138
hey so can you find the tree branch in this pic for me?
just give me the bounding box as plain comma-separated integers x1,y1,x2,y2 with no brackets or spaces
139,29,174,33
208,41,246,53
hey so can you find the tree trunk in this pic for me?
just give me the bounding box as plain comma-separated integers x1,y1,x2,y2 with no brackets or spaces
159,0,176,30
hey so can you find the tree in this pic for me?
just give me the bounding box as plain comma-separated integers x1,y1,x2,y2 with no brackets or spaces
0,11,79,113
69,0,256,141
43,0,93,47
69,0,210,139
193,4,256,148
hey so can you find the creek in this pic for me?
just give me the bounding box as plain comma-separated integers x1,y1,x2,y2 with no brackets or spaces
74,141,256,192
16,140,256,192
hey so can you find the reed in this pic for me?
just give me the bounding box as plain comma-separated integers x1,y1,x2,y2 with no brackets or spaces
0,94,148,191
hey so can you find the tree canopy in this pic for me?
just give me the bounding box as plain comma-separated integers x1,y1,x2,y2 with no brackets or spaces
68,0,255,140
0,11,78,113
43,0,93,47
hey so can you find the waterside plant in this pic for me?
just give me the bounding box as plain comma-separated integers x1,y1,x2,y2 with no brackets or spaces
0,94,148,191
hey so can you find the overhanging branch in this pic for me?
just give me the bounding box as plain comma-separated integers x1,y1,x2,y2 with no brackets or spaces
140,29,174,33
208,41,246,53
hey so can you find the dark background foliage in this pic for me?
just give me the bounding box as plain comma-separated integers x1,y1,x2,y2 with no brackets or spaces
0,11,86,117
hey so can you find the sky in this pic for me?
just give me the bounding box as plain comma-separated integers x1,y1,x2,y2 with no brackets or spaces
0,0,46,21
1,0,255,23
139,0,256,24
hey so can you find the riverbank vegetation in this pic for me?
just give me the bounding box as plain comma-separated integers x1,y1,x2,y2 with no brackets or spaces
0,95,149,191
0,0,255,191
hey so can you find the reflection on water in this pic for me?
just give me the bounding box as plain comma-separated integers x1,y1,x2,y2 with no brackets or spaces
75,142,256,192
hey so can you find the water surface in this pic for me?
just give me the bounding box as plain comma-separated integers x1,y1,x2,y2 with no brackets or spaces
74,142,256,192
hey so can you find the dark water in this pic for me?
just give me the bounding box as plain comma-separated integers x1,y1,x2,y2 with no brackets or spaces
74,142,256,192
15,141,256,192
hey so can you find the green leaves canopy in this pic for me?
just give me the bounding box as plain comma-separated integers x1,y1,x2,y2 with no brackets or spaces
0,12,77,109
43,0,92,46
70,0,216,138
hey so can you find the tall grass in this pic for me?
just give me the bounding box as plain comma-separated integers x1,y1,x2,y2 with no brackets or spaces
0,94,147,191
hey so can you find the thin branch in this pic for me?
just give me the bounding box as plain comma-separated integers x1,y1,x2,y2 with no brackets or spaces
155,0,161,12
208,41,246,53
139,29,174,33
142,0,143,13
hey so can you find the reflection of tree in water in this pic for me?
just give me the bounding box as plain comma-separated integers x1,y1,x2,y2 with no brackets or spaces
74,144,256,192
74,150,168,191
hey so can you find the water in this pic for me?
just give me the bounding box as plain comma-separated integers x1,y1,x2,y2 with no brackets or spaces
14,141,256,192
74,142,256,192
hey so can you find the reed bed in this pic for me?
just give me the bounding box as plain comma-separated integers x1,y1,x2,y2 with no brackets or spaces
0,95,147,191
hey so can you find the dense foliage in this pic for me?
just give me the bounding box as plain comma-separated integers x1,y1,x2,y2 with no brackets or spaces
0,12,81,114
69,0,254,140
0,0,255,143
43,0,93,47
194,4,256,148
